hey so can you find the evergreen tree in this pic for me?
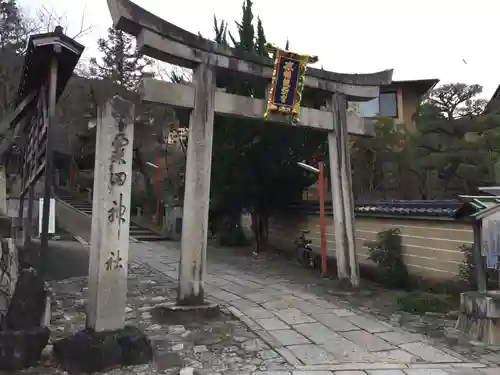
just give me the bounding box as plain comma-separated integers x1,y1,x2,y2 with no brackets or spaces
213,16,228,45
350,117,405,199
90,27,153,92
255,17,266,56
88,27,163,210
0,0,26,116
210,1,326,248
0,0,25,51
411,83,500,195
229,0,254,52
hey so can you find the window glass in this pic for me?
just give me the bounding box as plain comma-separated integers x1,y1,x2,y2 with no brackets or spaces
379,92,398,117
357,97,379,118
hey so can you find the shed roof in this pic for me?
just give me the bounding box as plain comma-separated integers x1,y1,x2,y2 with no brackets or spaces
289,200,464,219
0,28,84,160
16,27,84,109
455,193,500,220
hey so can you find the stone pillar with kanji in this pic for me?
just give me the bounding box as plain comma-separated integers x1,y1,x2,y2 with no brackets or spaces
86,96,135,331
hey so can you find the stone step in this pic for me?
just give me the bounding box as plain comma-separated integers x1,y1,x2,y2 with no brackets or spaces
133,234,168,241
130,229,154,234
57,192,168,242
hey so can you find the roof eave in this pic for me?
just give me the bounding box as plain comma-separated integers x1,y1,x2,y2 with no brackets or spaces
16,30,85,106
386,79,439,97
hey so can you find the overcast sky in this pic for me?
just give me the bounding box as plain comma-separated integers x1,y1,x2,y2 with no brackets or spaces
19,0,500,100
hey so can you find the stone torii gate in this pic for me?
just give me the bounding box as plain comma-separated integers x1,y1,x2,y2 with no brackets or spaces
107,0,393,303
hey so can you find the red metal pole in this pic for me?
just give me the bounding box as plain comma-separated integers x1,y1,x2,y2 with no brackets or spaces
155,157,161,224
318,161,328,277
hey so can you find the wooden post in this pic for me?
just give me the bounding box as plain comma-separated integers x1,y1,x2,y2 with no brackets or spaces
473,220,487,292
41,56,58,254
86,97,135,331
25,186,34,245
17,133,26,243
318,161,327,277
178,62,215,306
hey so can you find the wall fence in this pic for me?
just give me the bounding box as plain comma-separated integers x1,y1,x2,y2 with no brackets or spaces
267,201,471,283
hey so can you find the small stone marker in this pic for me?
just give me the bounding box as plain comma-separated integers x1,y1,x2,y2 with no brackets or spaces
86,96,135,332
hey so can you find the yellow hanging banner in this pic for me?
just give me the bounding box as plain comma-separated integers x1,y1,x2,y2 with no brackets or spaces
264,43,318,124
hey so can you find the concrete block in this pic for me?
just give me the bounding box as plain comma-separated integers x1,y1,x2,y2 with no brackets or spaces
461,291,500,318
457,291,500,344
313,313,358,332
293,322,341,344
269,329,310,346
344,314,393,333
340,330,395,352
285,344,337,365
255,317,290,331
274,308,316,325
399,342,461,363
375,331,424,345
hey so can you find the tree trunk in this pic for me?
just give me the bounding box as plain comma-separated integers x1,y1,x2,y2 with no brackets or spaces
216,211,244,247
251,211,269,254
251,212,260,253
261,214,269,248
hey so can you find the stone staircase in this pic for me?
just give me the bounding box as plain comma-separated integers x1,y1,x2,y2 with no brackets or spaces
56,190,169,242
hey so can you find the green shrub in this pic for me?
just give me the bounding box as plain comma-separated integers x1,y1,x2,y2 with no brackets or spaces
398,291,455,315
218,225,247,246
459,244,498,290
459,244,477,289
366,228,409,288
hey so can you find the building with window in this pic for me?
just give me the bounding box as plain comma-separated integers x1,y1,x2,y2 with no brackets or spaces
349,78,439,133
304,78,439,201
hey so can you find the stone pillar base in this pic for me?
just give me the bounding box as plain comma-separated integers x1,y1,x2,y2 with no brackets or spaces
152,302,220,325
456,291,500,344
53,325,152,373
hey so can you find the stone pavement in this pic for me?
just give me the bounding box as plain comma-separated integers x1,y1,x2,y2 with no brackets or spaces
15,260,292,375
129,241,500,375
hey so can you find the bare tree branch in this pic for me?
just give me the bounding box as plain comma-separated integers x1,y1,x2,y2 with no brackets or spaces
154,62,192,83
33,6,94,40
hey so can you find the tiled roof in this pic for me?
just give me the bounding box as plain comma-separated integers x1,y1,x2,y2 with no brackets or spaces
287,200,463,219
354,200,462,218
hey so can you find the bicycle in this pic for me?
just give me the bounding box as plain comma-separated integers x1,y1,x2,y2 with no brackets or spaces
294,230,316,268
